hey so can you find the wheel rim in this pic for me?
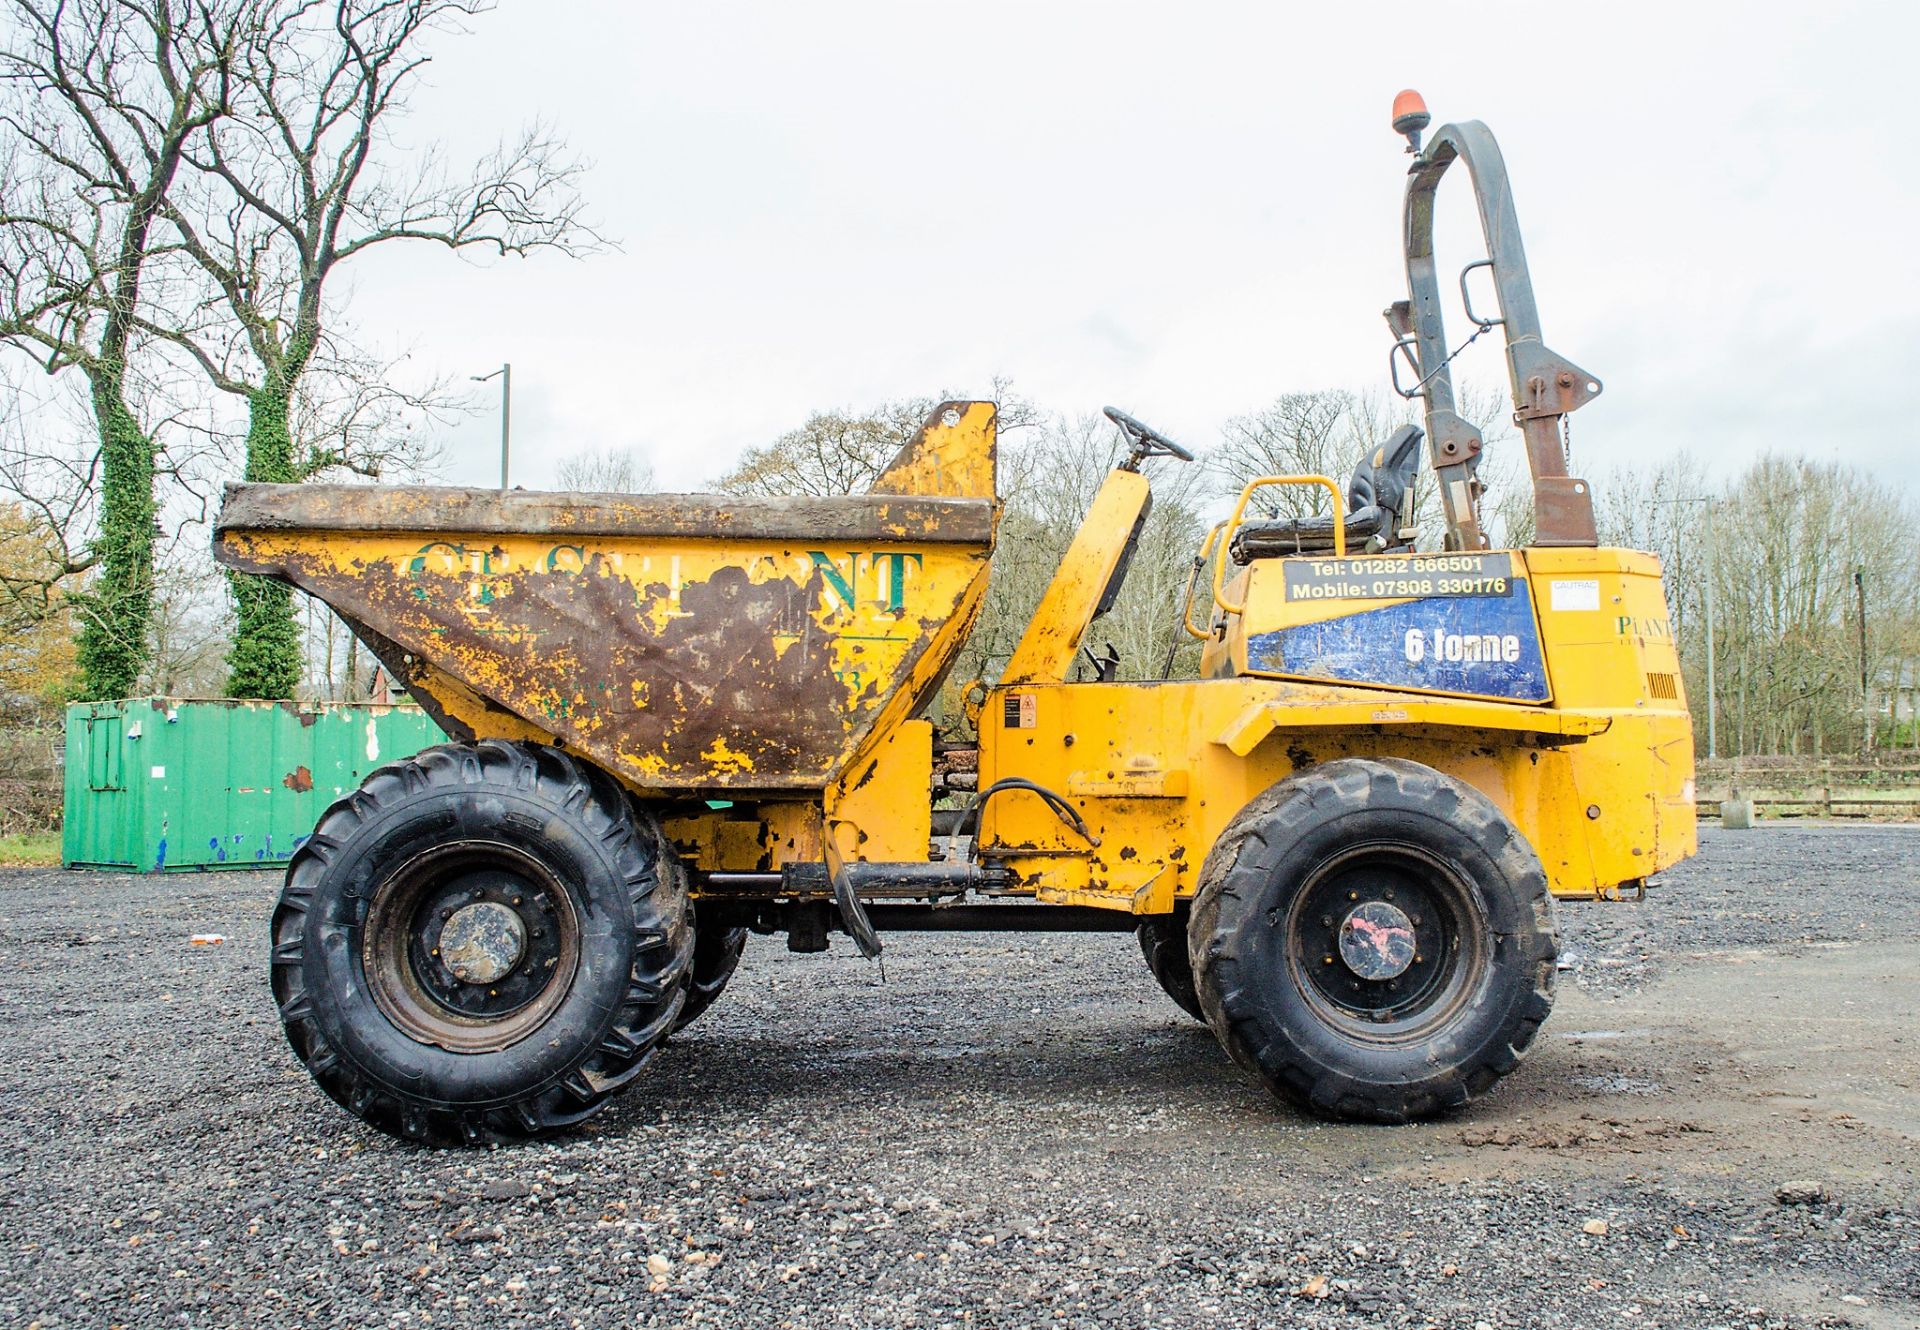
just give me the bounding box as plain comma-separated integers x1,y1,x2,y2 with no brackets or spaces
362,840,581,1053
1284,841,1488,1043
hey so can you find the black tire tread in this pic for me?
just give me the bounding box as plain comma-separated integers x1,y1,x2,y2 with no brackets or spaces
1189,757,1557,1123
1136,909,1205,1021
675,905,748,1033
270,739,693,1146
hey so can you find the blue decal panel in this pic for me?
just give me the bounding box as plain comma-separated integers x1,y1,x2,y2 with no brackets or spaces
1246,581,1550,702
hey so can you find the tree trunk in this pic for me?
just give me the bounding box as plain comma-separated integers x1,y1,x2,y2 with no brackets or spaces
74,372,157,700
225,377,304,699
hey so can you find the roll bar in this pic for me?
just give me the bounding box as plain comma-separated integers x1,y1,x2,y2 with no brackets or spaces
1386,97,1600,549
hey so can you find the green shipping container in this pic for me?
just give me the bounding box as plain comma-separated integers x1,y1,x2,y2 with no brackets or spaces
63,697,446,872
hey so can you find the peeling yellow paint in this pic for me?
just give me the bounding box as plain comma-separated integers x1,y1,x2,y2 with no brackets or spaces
699,735,755,776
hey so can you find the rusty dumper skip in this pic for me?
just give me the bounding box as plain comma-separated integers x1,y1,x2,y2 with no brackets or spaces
214,98,1695,1145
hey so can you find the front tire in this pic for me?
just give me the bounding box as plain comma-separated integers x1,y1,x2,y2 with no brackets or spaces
1190,757,1556,1122
270,741,692,1146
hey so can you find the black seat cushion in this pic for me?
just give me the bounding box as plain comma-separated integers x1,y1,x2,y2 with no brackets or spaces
1229,424,1425,563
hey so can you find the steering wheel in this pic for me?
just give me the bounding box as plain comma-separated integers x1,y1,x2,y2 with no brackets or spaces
1104,406,1195,468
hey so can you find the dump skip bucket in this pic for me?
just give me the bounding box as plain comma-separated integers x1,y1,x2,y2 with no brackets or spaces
213,402,999,793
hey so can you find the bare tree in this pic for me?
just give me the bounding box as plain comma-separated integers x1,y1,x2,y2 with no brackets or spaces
1592,449,1920,757
0,369,100,632
0,0,239,698
713,381,1038,497
714,407,912,497
1707,456,1918,756
1211,391,1357,520
145,547,228,694
147,0,596,699
300,594,374,702
556,446,653,493
280,340,452,481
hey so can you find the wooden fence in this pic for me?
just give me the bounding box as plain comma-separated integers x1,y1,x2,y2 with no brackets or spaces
1694,758,1920,821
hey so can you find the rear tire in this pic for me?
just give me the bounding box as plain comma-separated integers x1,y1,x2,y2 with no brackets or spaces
675,905,748,1032
1137,909,1204,1021
1190,757,1556,1122
270,740,692,1146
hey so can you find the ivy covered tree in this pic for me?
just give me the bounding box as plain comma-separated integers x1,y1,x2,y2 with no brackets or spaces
156,0,594,698
0,0,239,699
2,0,591,702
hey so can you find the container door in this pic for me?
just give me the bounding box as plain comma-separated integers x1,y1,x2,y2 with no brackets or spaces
64,705,136,869
87,715,125,791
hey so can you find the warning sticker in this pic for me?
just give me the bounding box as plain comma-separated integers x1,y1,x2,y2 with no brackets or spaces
1549,579,1601,612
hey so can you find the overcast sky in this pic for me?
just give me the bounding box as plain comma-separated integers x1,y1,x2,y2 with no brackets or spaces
337,1,1917,497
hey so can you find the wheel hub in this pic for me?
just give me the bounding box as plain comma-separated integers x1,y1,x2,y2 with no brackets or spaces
1337,900,1417,980
362,842,581,1053
407,870,563,1022
440,901,527,985
1291,846,1479,1033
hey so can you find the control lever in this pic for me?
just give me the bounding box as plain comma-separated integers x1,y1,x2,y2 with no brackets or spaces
1081,642,1120,683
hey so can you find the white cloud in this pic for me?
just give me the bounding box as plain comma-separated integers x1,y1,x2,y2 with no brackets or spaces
252,0,1920,494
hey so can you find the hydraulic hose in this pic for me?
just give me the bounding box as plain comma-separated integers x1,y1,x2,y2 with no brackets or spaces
955,778,1100,854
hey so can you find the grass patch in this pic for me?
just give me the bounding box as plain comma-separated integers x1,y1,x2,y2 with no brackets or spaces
0,831,60,867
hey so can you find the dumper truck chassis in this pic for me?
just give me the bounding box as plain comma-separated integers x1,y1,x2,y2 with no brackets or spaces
215,98,1694,1145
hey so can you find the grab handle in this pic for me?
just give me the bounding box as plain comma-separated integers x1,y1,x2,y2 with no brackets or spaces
1459,258,1504,331
1179,522,1228,642
1212,475,1346,617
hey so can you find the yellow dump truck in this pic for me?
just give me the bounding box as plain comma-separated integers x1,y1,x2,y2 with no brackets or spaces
215,98,1694,1145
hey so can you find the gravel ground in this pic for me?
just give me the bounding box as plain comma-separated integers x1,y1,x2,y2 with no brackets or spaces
1559,824,1920,995
1,825,1917,1330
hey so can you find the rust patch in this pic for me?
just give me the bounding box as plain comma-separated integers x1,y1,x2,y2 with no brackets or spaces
282,765,314,793
338,614,480,743
287,554,866,789
215,481,995,545
277,700,319,727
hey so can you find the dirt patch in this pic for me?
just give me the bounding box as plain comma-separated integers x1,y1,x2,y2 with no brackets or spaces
1458,1115,1711,1151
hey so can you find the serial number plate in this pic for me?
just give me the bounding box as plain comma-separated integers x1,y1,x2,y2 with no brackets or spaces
1282,553,1515,601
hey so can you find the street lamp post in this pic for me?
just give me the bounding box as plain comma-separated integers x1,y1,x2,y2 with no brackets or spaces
472,363,511,490
1855,566,1870,755
1702,504,1718,761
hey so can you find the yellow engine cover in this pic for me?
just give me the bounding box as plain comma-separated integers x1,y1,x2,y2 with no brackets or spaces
985,546,1695,906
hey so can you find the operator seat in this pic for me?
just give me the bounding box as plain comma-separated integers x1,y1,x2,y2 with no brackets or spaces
1229,424,1425,562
